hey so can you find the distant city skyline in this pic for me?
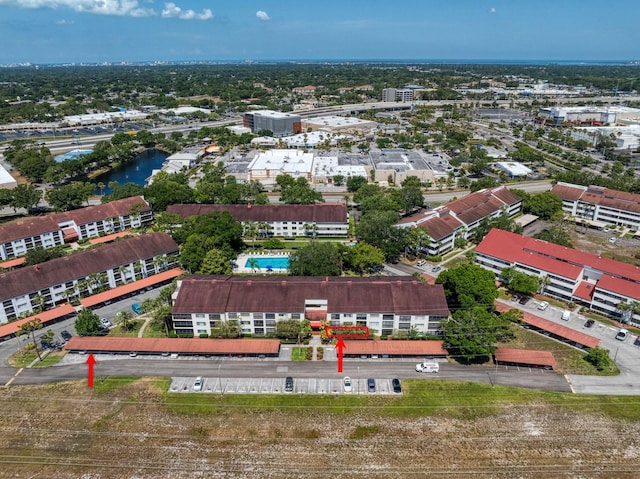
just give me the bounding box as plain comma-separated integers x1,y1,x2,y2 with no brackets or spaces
0,0,638,65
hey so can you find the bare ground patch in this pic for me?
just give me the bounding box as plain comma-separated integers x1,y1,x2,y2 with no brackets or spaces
0,378,639,478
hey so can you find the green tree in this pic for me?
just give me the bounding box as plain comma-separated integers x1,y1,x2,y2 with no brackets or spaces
116,310,134,332
436,263,498,312
10,184,42,212
144,172,194,211
521,191,563,220
45,182,95,211
346,175,368,192
443,307,512,362
345,241,385,275
211,320,241,338
332,174,345,186
584,347,614,372
199,248,233,275
405,227,431,257
74,309,102,336
288,242,342,276
534,225,572,247
276,175,323,204
356,210,407,261
501,266,541,295
18,318,43,361
25,246,65,265
275,319,311,342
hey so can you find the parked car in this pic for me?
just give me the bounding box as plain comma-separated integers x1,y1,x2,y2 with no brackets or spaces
193,376,203,391
616,329,629,341
131,303,143,315
100,317,111,329
285,376,294,392
537,301,549,311
561,310,571,321
431,266,442,273
609,237,617,244
584,319,595,328
60,330,72,342
416,260,426,267
392,378,402,394
519,296,531,305
367,378,376,393
343,376,352,393
416,360,440,373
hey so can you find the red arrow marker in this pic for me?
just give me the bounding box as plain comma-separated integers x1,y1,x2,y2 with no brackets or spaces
86,354,96,388
336,336,346,373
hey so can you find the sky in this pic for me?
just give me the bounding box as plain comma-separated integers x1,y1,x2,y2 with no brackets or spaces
0,0,638,64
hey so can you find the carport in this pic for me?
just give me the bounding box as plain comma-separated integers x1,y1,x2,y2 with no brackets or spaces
494,347,556,369
342,339,448,358
0,303,76,341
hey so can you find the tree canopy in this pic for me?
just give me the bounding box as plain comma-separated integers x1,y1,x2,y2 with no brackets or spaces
436,263,498,312
74,309,102,336
288,242,343,276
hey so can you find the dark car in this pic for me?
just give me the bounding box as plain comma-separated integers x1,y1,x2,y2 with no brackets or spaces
584,319,595,328
518,296,530,305
285,376,294,392
60,330,72,342
392,378,402,394
367,378,376,393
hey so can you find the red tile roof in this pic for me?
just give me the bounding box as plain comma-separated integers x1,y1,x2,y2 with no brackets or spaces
80,268,184,308
552,183,640,214
0,233,178,302
173,275,451,317
0,303,76,339
167,203,348,224
476,229,640,285
88,231,135,245
551,183,585,201
343,339,448,356
494,347,556,368
63,337,281,355
494,301,599,349
0,257,26,269
0,196,150,243
596,275,640,301
573,281,596,301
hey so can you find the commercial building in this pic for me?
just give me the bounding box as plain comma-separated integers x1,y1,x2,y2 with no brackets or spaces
369,149,449,184
166,203,349,238
397,186,522,255
301,115,377,135
476,229,640,325
246,149,313,186
496,162,533,178
382,88,414,102
0,164,17,189
0,233,179,323
0,196,153,260
243,110,302,137
551,182,640,231
171,275,450,337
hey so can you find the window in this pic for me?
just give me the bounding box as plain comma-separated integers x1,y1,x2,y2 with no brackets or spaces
291,313,301,320
331,313,340,320
265,313,275,320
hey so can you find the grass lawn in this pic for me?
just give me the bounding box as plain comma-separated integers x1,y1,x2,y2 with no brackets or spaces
503,327,619,375
160,377,640,421
32,351,66,368
142,319,169,338
291,347,308,361
442,255,470,269
8,349,39,367
108,319,144,338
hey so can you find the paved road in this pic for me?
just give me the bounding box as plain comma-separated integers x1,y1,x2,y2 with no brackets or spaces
3,357,572,392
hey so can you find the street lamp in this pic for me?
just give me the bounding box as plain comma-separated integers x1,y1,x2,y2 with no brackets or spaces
357,366,360,395
218,363,223,396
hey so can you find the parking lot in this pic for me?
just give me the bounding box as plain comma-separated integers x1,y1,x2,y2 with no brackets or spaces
170,376,403,395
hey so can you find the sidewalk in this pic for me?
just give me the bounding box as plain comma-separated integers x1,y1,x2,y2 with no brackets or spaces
309,334,321,361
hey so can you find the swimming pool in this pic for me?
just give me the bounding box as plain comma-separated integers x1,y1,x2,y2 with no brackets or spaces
244,256,290,269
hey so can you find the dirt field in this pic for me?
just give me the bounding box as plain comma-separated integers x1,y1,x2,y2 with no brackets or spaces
1,378,639,478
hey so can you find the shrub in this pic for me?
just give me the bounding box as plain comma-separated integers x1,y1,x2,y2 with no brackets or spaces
584,347,614,371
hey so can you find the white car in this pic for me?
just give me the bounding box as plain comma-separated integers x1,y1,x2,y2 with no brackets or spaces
415,361,439,373
616,329,629,341
537,301,549,311
416,260,426,267
193,377,204,391
100,317,111,329
343,376,352,392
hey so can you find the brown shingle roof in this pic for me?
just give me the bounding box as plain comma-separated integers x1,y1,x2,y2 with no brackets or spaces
173,275,450,317
0,196,150,243
494,347,556,368
167,203,348,224
0,233,178,301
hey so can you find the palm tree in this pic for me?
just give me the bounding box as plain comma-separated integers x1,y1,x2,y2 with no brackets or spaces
116,310,134,332
247,258,259,273
243,222,259,250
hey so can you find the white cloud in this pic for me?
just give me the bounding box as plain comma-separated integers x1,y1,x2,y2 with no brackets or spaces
0,0,155,17
162,2,213,20
55,18,74,25
0,0,213,19
488,7,497,14
256,10,270,21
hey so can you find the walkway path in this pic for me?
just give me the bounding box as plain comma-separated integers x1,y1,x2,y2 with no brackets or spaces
309,334,321,361
137,314,153,338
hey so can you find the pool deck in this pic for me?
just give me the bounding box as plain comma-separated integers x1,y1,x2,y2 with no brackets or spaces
235,252,290,274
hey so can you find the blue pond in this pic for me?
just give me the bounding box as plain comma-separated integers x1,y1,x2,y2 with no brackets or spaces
244,257,290,269
95,148,169,194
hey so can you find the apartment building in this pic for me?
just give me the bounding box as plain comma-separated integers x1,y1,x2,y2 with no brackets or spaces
166,203,349,238
551,182,640,231
475,229,640,325
172,275,450,337
397,186,522,255
0,233,179,323
382,88,414,102
0,196,153,260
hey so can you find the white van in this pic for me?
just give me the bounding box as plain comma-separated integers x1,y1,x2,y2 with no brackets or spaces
561,310,571,321
415,360,439,373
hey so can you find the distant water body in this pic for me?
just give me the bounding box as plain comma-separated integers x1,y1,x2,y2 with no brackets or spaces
95,148,169,195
